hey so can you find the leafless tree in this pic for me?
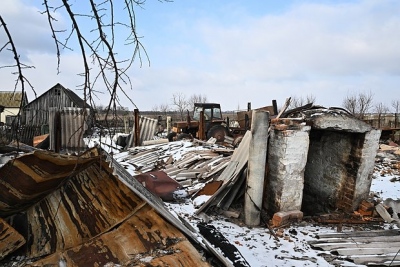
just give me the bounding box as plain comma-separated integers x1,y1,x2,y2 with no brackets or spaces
188,93,208,110
343,94,357,115
151,104,160,113
172,92,189,120
289,94,316,109
152,103,169,116
358,92,374,118
159,103,170,116
374,102,389,128
392,100,400,128
1,1,164,142
342,91,374,119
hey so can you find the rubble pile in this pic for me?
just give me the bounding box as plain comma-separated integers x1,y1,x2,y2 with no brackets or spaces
2,123,400,266
375,144,400,177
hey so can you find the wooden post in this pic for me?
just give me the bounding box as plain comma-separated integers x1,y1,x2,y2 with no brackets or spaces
272,100,278,115
166,116,172,134
245,110,269,226
134,109,140,147
199,111,205,140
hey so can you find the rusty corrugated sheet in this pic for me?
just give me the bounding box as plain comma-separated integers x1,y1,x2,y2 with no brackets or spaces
0,217,25,261
0,148,211,266
0,148,98,217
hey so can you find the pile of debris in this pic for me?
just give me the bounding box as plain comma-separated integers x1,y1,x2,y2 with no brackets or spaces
3,105,400,266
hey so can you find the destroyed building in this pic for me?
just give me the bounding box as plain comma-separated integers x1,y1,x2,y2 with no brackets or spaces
0,103,385,266
265,107,381,216
195,106,381,226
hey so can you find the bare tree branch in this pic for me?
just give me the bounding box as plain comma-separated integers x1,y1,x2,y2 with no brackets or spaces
188,93,208,111
342,91,374,119
172,92,189,120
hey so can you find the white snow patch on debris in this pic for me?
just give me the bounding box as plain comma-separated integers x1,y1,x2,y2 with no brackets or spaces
371,173,400,199
193,195,211,208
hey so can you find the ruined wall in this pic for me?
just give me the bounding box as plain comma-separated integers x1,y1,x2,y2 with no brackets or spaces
302,130,364,214
353,129,381,209
266,109,381,216
265,124,310,215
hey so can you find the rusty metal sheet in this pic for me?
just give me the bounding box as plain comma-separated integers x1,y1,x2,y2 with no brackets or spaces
1,149,211,266
30,205,209,266
0,148,99,217
135,171,182,201
0,217,25,261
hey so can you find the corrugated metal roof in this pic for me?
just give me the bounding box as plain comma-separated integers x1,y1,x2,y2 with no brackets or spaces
0,91,27,107
309,229,400,266
0,148,212,266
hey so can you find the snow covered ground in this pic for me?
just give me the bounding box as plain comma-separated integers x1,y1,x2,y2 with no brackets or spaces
163,145,400,267
83,136,400,266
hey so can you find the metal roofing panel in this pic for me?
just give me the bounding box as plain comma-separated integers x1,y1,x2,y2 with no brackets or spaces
48,107,90,153
127,115,159,147
0,148,211,266
309,229,400,266
0,149,99,217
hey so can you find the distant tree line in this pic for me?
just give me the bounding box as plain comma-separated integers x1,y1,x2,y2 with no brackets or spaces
147,91,400,129
152,93,208,120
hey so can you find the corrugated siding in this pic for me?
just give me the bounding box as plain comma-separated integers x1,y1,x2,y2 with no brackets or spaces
128,115,159,147
309,229,400,266
60,107,89,153
0,217,25,260
49,107,90,153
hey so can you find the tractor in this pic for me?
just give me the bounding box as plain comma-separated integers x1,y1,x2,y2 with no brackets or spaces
168,103,230,142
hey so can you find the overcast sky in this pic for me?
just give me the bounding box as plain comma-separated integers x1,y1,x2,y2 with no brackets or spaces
1,0,399,111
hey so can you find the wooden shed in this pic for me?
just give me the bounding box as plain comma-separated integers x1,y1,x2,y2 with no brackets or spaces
23,83,92,127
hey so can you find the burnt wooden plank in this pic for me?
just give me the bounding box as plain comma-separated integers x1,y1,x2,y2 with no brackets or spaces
198,223,250,267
